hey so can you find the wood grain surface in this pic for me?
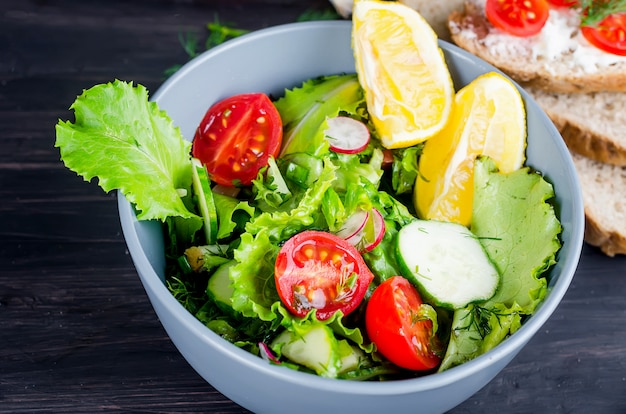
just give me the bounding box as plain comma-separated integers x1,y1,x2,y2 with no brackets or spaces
2,1,626,413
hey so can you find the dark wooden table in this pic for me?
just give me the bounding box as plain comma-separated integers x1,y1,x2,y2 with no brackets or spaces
2,1,626,412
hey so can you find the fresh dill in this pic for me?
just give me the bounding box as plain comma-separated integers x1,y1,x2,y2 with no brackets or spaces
579,0,626,27
164,7,341,78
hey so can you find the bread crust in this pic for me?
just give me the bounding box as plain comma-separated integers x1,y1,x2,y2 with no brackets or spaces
543,109,626,166
570,153,626,256
448,5,626,94
584,212,626,257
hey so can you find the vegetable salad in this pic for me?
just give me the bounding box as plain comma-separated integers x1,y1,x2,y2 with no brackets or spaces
56,71,562,380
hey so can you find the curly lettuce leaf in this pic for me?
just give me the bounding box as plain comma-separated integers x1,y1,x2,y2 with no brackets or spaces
55,80,196,222
472,157,561,313
245,159,338,242
329,148,384,192
275,74,364,157
391,145,422,195
212,192,255,240
230,230,281,321
439,157,562,371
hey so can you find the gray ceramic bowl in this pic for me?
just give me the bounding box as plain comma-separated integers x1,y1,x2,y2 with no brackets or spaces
118,20,584,414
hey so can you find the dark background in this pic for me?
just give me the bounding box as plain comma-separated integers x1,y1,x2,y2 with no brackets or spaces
2,0,626,412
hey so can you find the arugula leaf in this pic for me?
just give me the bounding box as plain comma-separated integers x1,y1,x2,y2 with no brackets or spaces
55,80,197,224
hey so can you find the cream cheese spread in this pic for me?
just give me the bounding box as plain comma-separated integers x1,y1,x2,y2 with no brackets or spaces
461,0,626,74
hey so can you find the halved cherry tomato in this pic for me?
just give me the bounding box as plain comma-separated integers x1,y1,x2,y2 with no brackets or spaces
581,13,626,56
365,276,441,371
192,93,283,187
547,0,577,7
274,230,374,321
485,0,550,37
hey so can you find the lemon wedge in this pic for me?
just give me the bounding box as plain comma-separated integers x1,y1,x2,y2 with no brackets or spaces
352,0,454,149
415,72,527,227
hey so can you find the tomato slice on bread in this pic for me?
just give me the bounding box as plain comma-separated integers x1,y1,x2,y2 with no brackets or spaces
192,93,283,187
274,230,374,320
366,276,441,371
485,0,550,37
581,12,626,56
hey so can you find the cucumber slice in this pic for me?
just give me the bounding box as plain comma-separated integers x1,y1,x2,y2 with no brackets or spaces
271,324,341,378
191,158,219,244
206,260,237,316
396,219,499,309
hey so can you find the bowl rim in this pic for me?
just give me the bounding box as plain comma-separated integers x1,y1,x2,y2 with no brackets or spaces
119,19,585,396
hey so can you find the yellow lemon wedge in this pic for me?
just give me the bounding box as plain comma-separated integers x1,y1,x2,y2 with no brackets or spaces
352,0,454,149
415,72,527,227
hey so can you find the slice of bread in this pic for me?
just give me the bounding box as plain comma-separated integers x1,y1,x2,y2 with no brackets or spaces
526,87,626,166
571,152,626,257
448,1,626,94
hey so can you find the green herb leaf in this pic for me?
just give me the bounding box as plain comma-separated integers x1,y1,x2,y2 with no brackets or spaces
579,0,626,27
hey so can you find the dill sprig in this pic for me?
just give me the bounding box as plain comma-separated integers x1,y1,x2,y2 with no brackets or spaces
457,305,510,339
579,0,626,27
164,15,249,78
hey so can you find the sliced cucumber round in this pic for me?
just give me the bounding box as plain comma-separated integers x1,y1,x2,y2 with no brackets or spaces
395,219,500,309
271,324,340,378
206,260,237,317
191,157,219,244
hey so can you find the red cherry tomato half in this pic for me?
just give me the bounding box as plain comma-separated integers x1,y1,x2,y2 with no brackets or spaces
581,13,626,56
547,0,577,7
274,230,374,321
485,0,550,37
192,93,283,187
366,276,441,371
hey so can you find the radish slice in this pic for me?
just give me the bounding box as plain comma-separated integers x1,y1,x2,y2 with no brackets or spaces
258,342,281,365
336,209,370,240
363,207,386,252
324,116,370,154
339,208,386,252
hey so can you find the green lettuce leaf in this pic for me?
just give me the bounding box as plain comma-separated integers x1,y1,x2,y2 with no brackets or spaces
329,148,384,192
275,74,364,157
391,146,422,195
245,159,339,242
55,80,196,222
438,302,523,371
472,157,561,313
230,229,281,321
212,192,255,240
439,157,562,371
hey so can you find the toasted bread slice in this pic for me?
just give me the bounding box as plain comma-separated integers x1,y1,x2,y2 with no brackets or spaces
571,152,626,257
398,0,466,41
448,1,626,94
527,87,626,166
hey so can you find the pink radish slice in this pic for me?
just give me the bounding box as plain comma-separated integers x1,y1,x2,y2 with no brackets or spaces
325,116,370,154
258,342,281,364
340,208,386,252
363,207,386,252
336,209,370,240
